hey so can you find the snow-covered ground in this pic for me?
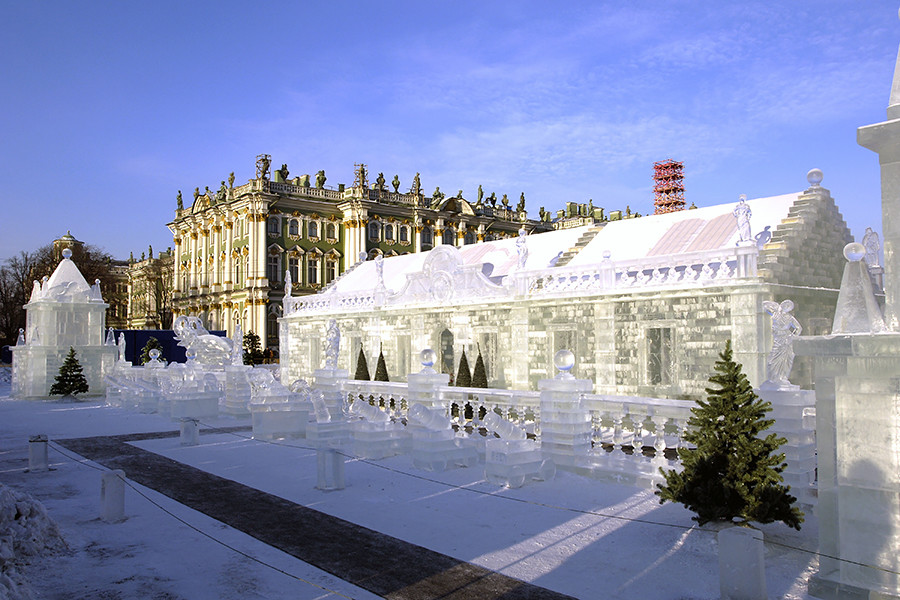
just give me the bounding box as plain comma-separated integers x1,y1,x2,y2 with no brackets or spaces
0,381,820,599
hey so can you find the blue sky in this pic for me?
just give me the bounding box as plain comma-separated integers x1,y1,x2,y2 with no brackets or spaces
2,1,898,262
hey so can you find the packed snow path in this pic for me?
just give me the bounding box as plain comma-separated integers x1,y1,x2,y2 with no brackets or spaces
57,429,576,600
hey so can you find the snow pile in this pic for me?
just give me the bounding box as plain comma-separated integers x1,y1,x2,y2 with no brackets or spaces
0,485,66,600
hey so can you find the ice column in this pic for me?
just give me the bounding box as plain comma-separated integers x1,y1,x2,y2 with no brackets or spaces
101,470,126,523
538,350,592,472
718,527,766,600
28,434,49,472
406,349,450,412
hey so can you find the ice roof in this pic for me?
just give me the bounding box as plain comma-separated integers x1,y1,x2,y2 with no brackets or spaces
566,192,801,267
320,192,802,297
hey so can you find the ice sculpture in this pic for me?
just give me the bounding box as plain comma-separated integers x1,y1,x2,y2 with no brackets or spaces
733,196,752,243
231,323,244,366
117,333,127,363
249,370,310,440
349,398,407,459
407,402,478,471
760,300,802,390
164,360,221,420
862,227,881,267
324,319,340,370
105,327,116,346
831,242,886,334
173,315,233,368
482,412,554,488
516,227,528,269
539,350,592,468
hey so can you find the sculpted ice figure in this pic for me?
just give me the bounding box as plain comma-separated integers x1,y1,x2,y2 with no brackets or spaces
733,196,752,243
173,316,232,367
284,269,292,297
863,227,881,267
105,327,116,346
324,319,340,369
762,300,802,389
231,322,244,366
516,228,528,269
117,333,126,362
374,255,385,290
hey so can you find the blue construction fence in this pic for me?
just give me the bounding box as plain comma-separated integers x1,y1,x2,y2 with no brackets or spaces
114,330,227,365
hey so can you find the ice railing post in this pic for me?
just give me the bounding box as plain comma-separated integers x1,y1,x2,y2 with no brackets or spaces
406,349,450,414
538,350,592,472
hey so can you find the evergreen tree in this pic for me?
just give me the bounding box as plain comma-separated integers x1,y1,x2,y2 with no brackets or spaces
243,330,264,365
456,348,472,387
140,336,164,365
50,347,90,397
472,345,488,388
374,344,390,382
656,340,803,529
354,346,370,380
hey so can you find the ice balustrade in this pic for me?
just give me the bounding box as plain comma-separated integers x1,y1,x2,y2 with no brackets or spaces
284,244,759,316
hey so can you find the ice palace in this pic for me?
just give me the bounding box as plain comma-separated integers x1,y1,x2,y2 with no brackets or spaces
7,14,900,600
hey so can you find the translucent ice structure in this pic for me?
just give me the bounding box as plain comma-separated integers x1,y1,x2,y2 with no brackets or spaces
173,315,234,368
407,403,478,472
166,363,221,420
832,242,886,334
249,371,311,440
482,412,555,488
349,399,408,460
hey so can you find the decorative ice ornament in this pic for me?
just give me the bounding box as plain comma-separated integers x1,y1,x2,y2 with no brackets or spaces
62,248,73,260
832,242,886,334
807,168,823,188
420,348,437,373
554,349,575,379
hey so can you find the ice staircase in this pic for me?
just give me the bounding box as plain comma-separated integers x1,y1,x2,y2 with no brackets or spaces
552,226,603,268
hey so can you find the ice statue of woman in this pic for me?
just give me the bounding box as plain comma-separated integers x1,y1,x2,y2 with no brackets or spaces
733,196,752,243
762,299,802,389
862,227,881,267
117,333,126,363
516,228,529,269
324,319,340,370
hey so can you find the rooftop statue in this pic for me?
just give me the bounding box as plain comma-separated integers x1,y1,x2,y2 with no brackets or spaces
477,185,484,203
392,174,400,193
176,190,183,211
376,172,386,192
517,193,526,212
280,164,290,179
228,171,235,188
193,187,200,201
258,155,271,180
215,181,227,203
432,186,444,205
733,196,752,243
761,299,801,390
316,170,327,189
502,194,509,207
863,227,881,268
411,172,421,195
489,192,497,205
299,173,310,187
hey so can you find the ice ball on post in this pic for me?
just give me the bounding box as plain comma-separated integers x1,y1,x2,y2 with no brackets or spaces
554,349,575,379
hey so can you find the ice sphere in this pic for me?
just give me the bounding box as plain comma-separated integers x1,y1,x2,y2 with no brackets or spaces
554,349,575,378
482,411,527,440
408,403,450,430
844,242,866,262
420,349,437,368
148,349,161,360
807,168,823,187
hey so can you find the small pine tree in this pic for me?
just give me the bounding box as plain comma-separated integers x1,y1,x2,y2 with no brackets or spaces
656,340,804,529
243,330,264,365
354,347,370,380
50,347,90,397
374,344,390,382
456,349,472,387
140,336,164,365
472,346,488,388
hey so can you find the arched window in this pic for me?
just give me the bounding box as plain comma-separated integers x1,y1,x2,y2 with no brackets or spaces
288,219,299,237
464,231,476,245
326,223,336,239
399,226,408,242
325,258,337,284
385,225,394,241
288,255,299,283
308,221,318,238
368,222,381,240
307,255,319,285
267,217,281,236
235,257,243,286
421,227,432,248
267,254,280,282
443,227,455,245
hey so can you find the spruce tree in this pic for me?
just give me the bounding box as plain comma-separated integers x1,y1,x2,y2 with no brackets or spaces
374,344,390,382
456,348,472,387
50,347,90,397
140,336,164,365
243,330,263,365
472,345,488,388
354,347,370,380
656,340,803,529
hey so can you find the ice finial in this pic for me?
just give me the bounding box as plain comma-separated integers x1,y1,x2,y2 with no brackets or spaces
807,168,823,188
359,251,367,263
554,349,575,379
61,248,73,260
420,348,437,374
105,327,116,346
16,329,24,346
844,242,866,262
91,279,102,300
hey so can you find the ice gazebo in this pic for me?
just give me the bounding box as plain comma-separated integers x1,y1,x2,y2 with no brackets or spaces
12,248,117,398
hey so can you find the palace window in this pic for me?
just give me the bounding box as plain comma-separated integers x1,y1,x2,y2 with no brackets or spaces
288,255,299,283
399,226,408,242
385,225,394,241
288,219,299,237
421,226,432,248
647,327,675,385
235,257,243,286
267,254,281,282
368,222,381,241
325,258,337,284
442,227,455,245
308,221,318,239
266,311,279,347
307,256,319,285
464,231,476,245
267,216,281,236
326,223,336,240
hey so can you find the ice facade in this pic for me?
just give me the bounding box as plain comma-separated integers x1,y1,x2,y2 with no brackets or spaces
12,249,117,398
281,183,853,400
